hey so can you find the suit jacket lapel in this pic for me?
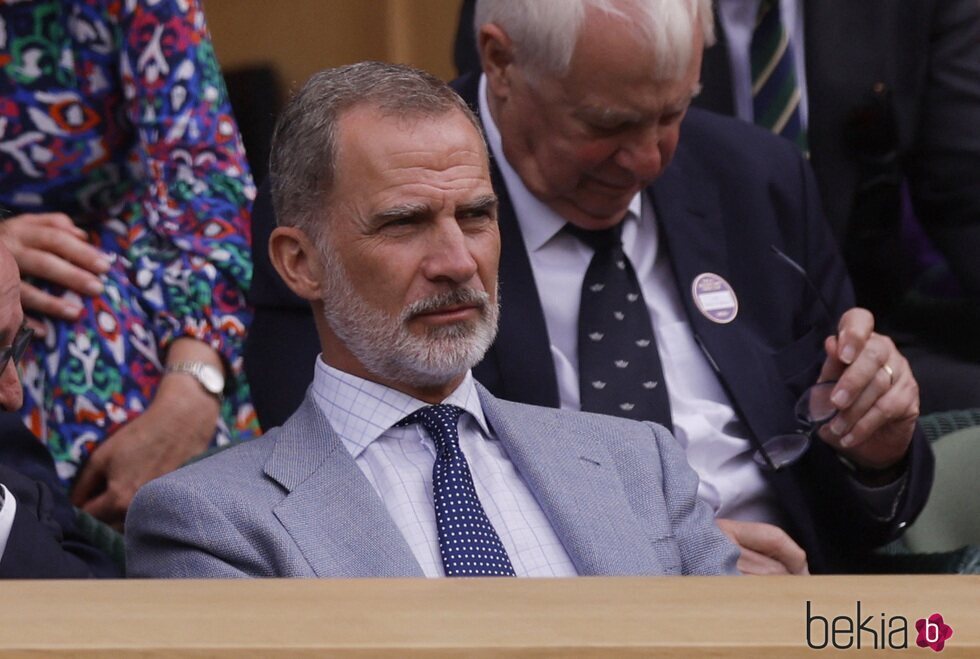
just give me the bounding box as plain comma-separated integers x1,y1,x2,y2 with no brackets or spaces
486,166,561,407
453,72,560,407
649,139,784,447
264,395,423,578
477,385,670,575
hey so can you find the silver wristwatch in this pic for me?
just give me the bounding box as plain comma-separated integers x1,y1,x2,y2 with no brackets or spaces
165,361,225,399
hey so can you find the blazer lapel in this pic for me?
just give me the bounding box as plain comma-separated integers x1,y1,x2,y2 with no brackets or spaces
454,72,560,407
264,395,423,578
484,165,561,407
649,137,790,447
477,385,671,575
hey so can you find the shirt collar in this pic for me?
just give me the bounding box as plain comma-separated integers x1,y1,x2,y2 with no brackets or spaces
311,358,491,459
478,73,643,252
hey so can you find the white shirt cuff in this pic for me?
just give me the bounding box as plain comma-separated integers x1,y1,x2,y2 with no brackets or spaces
0,483,18,563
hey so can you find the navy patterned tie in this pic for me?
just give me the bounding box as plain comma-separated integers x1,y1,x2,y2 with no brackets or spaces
567,223,672,430
750,0,808,151
397,404,516,577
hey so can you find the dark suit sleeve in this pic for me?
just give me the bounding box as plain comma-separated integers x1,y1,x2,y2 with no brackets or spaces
0,467,120,578
906,0,980,293
799,425,933,564
789,150,934,567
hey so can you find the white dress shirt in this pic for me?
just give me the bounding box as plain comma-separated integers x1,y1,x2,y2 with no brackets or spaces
717,0,809,128
311,359,578,577
479,76,783,525
0,484,16,563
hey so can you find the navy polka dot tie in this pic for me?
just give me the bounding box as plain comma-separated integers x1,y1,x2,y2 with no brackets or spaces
566,223,673,430
397,404,516,577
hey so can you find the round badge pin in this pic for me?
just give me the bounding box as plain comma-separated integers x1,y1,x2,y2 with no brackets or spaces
691,272,738,324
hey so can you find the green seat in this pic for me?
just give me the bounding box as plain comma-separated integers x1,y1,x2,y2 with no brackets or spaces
74,508,126,574
69,441,243,577
866,409,980,574
903,425,980,553
918,408,980,443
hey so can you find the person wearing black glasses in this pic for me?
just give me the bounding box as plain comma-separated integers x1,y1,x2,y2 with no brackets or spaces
0,244,119,578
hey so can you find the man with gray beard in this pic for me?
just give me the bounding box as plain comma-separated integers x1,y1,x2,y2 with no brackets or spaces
124,62,737,578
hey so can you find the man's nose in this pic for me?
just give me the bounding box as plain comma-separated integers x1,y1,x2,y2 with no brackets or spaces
422,220,479,284
614,126,663,181
0,362,24,411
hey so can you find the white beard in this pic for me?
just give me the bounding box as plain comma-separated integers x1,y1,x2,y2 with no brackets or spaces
318,253,499,389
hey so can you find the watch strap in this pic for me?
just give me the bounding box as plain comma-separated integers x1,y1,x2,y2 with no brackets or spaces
165,361,225,400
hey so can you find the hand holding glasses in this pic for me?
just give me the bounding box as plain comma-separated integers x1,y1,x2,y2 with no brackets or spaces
702,246,912,471
753,246,840,471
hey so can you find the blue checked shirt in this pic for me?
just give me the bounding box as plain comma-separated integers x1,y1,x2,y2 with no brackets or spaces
311,359,578,577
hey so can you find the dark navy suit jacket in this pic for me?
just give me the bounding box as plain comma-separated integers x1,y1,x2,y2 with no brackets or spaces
0,414,119,578
243,75,933,572
452,73,932,572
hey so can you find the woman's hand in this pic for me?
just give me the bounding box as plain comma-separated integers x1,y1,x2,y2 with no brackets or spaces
70,338,224,528
0,213,112,330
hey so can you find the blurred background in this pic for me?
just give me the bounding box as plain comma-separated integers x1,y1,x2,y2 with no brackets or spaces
205,0,463,182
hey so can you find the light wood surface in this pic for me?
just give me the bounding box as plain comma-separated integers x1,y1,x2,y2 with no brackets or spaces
1,576,976,657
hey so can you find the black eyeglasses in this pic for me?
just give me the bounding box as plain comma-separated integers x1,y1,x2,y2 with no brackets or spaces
752,246,839,471
753,379,840,470
0,324,34,376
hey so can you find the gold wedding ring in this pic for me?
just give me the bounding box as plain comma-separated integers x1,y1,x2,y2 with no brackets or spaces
882,363,895,385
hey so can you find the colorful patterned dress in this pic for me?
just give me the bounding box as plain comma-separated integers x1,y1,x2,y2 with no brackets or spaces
0,0,260,486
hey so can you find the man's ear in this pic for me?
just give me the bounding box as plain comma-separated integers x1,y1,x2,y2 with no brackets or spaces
479,23,516,100
268,226,324,301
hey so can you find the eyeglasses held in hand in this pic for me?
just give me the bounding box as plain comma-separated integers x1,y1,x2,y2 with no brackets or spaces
753,246,840,471
752,380,839,470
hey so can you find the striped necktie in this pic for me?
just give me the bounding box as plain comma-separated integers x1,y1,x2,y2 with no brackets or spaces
750,0,807,151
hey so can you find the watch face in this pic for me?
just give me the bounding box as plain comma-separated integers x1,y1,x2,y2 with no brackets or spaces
199,365,225,394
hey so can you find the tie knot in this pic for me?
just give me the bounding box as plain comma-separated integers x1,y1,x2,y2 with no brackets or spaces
396,404,465,453
565,222,623,253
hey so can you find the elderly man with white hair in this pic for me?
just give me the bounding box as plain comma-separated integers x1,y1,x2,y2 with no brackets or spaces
454,0,932,574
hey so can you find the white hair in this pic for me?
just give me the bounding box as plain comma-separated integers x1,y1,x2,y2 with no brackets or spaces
474,0,715,80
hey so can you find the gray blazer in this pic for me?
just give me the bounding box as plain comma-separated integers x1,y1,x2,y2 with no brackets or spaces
125,383,738,577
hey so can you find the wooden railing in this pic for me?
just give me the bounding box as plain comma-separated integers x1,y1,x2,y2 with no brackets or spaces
2,576,976,656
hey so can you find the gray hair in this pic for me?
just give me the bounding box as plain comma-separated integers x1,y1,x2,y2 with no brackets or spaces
269,61,483,240
474,0,715,80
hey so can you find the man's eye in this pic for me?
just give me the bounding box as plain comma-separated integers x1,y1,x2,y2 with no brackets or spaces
588,122,622,135
459,209,496,225
382,217,416,229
